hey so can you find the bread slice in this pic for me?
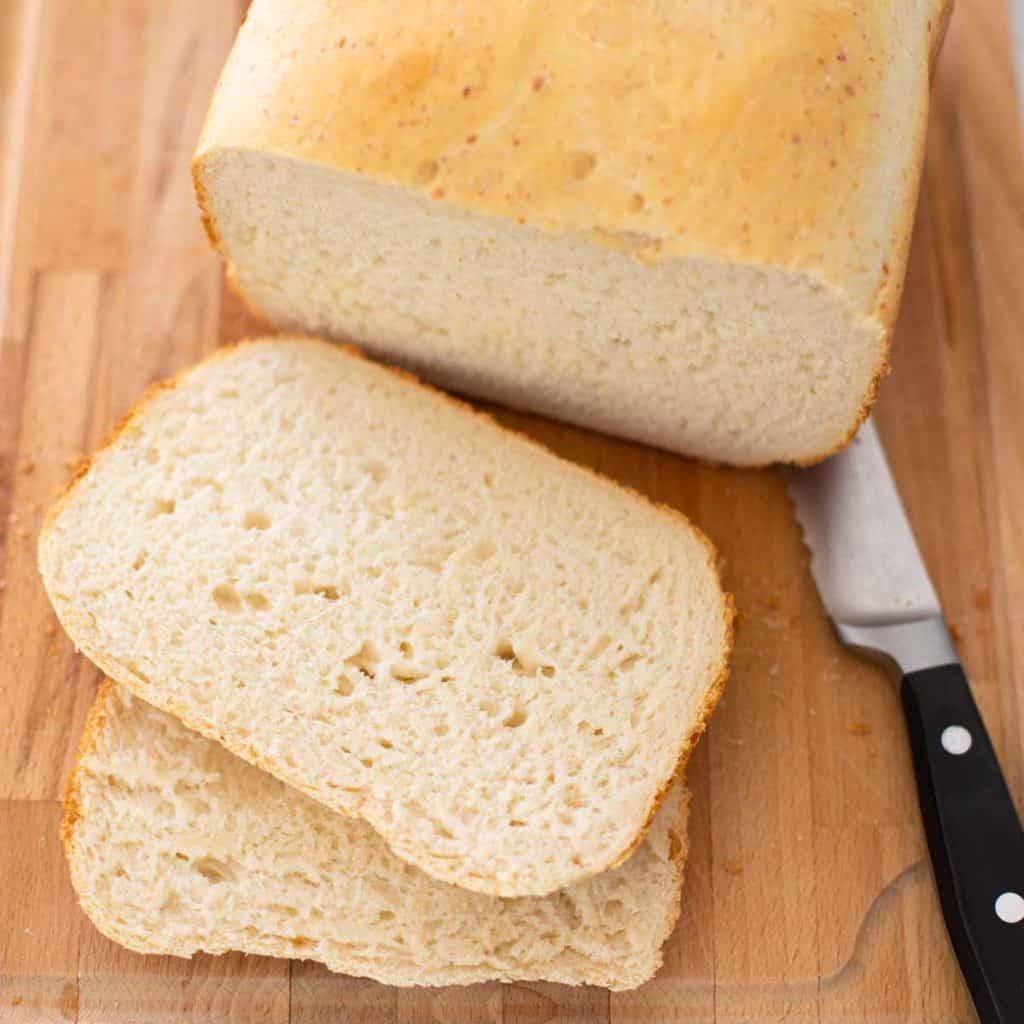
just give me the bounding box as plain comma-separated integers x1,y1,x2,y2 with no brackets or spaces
193,0,950,466
39,337,731,898
63,682,689,990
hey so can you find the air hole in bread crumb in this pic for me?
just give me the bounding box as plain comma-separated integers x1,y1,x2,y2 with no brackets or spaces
509,819,526,828
434,823,454,839
391,662,428,684
360,757,374,769
212,584,242,612
494,638,550,677
494,640,515,662
469,538,496,562
503,707,527,729
480,700,499,717
160,893,184,913
605,898,624,915
243,510,271,531
360,460,388,483
291,936,314,950
569,151,597,180
345,641,379,678
131,553,147,571
413,159,439,185
148,498,175,518
628,192,645,212
267,903,299,919
378,738,393,749
432,722,449,736
564,786,584,809
618,653,642,672
193,856,237,884
377,910,395,922
334,674,355,697
294,580,343,601
245,592,270,611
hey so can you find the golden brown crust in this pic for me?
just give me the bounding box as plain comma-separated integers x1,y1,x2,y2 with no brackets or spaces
40,333,734,896
653,784,692,977
191,159,222,250
60,677,117,848
194,0,945,317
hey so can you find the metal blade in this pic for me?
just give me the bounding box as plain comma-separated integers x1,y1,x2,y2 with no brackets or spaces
784,418,942,628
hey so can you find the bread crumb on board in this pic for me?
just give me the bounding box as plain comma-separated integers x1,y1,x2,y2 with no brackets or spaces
848,721,872,737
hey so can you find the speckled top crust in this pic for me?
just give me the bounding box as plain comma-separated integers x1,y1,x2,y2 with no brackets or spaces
196,0,949,324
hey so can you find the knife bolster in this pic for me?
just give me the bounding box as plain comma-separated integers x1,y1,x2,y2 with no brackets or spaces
835,616,958,676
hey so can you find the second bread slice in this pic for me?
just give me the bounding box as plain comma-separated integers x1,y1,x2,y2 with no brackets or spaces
40,337,731,897
65,682,690,990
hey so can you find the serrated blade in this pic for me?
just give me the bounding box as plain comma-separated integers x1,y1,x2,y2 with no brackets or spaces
783,418,942,628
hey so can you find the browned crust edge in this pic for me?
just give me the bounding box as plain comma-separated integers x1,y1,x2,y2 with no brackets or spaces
39,334,733,898
641,781,693,988
60,678,116,858
192,160,222,251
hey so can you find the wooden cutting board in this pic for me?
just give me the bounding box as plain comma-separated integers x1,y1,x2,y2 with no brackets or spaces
1,1,1022,1020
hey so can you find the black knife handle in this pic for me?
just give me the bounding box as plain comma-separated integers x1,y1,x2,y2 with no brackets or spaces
901,663,1024,1022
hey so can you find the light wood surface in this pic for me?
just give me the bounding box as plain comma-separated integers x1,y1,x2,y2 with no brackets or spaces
1,1,1022,1021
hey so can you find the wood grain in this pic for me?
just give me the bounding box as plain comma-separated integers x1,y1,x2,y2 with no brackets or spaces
1,0,1022,1020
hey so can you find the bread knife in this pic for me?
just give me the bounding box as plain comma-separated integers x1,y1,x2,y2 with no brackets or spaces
785,418,1024,1022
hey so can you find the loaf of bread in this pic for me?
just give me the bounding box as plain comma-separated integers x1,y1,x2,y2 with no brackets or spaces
63,682,690,990
193,0,949,466
39,337,731,898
